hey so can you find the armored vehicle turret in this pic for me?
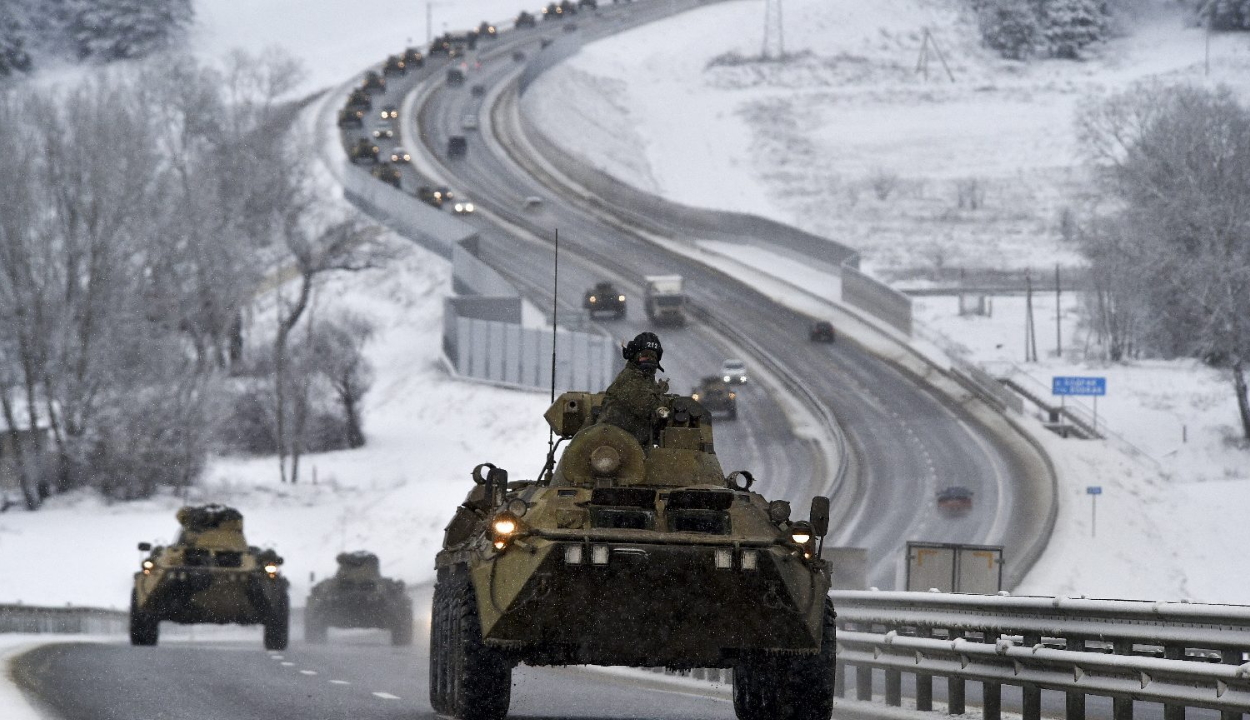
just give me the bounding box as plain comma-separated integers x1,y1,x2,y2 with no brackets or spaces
305,551,413,645
130,505,289,649
431,391,835,720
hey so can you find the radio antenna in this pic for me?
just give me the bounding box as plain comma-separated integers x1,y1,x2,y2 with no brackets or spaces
542,228,560,484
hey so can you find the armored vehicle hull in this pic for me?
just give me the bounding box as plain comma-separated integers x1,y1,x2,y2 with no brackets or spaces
432,392,835,720
131,505,289,649
305,551,413,645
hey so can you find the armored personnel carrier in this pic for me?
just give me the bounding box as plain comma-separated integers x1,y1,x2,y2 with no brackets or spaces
431,392,835,720
582,280,626,319
130,505,289,649
305,551,413,645
692,375,737,420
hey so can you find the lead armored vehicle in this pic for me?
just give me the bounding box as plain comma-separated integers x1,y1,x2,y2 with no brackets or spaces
692,375,737,420
582,281,626,319
130,505,289,649
305,551,413,645
431,392,835,720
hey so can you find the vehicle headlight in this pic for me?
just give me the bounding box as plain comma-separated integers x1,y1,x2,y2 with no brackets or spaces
691,393,700,401
465,203,474,212
723,375,731,382
142,560,155,570
492,512,521,545
789,521,814,546
618,295,625,302
589,296,597,303
264,563,279,575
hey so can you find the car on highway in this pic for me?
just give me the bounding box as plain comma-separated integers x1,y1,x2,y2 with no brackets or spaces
337,108,364,128
383,54,406,76
691,375,737,420
417,186,444,208
470,83,487,97
371,163,402,189
452,198,476,215
346,87,372,111
362,70,386,94
720,358,748,385
477,21,498,38
402,47,425,67
389,147,412,163
370,122,395,140
446,66,466,86
379,104,398,120
350,138,380,164
447,135,468,158
543,2,568,19
461,113,479,130
582,281,626,319
810,320,836,342
937,486,974,514
515,10,537,27
523,196,544,211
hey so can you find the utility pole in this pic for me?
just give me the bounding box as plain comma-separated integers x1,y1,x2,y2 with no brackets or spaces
916,28,956,83
426,1,434,45
1055,264,1062,358
1025,274,1038,363
762,0,784,60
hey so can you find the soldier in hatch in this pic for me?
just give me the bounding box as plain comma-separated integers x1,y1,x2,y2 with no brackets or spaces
598,332,670,446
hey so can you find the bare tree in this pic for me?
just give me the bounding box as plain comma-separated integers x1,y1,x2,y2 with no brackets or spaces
310,313,375,449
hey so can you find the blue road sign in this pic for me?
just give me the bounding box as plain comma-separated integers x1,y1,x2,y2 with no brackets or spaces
1053,376,1106,396
1086,486,1102,495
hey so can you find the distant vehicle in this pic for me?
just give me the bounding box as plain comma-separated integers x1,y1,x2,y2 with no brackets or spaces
130,505,288,650
337,108,364,128
937,486,974,514
402,47,425,67
447,135,468,158
543,2,567,19
362,70,386,94
346,88,372,111
560,0,580,13
350,138,380,164
512,50,527,63
461,113,479,130
379,105,399,120
583,281,626,320
429,32,452,55
691,376,737,420
390,147,412,163
371,163,402,189
371,122,395,140
446,66,466,86
470,83,487,97
305,551,413,646
720,358,748,385
477,21,498,38
417,186,445,208
515,10,537,28
452,199,476,215
579,0,598,7
810,320,836,343
644,274,686,326
523,196,544,211
383,55,407,76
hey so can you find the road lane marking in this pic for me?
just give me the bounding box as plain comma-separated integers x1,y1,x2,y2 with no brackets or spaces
300,670,318,676
270,655,284,660
281,662,295,667
329,680,350,685
373,692,401,700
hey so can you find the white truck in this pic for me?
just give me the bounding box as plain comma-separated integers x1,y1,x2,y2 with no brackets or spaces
644,275,686,326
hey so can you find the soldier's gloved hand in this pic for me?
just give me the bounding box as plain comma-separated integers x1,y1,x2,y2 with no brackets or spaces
658,378,670,393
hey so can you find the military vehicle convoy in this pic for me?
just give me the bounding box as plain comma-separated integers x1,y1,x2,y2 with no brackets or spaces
582,280,626,319
130,505,289,650
431,391,835,720
305,551,414,645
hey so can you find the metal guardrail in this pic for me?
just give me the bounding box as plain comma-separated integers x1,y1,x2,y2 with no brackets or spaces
0,604,127,635
832,590,1250,718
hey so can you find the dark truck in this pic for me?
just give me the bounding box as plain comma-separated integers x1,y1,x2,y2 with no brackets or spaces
304,551,413,645
582,281,626,320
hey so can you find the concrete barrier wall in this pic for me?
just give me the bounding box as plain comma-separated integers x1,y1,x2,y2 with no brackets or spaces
0,605,127,635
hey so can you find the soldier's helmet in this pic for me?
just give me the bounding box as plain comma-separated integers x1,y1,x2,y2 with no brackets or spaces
623,332,663,371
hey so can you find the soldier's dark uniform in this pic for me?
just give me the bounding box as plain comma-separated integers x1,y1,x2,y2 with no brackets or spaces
598,332,669,446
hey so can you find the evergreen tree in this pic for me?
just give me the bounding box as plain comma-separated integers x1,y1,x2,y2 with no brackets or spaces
0,0,33,76
67,0,193,61
1041,0,1105,59
979,0,1043,59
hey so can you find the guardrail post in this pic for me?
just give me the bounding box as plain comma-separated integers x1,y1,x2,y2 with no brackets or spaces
1022,634,1041,720
1161,646,1184,720
1066,638,1086,720
948,631,965,714
916,627,933,712
834,657,847,698
856,663,872,701
1221,650,1242,720
1113,641,1133,720
885,666,901,707
983,681,1001,720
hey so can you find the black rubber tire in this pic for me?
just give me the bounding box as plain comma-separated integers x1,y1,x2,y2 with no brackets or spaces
128,590,159,647
429,580,450,713
391,606,414,646
446,569,511,720
733,599,835,720
264,595,290,651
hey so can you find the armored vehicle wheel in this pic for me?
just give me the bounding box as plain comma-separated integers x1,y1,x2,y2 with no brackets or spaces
429,580,451,713
264,597,290,651
304,612,327,644
439,568,511,720
391,609,414,646
129,590,159,646
733,599,835,720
